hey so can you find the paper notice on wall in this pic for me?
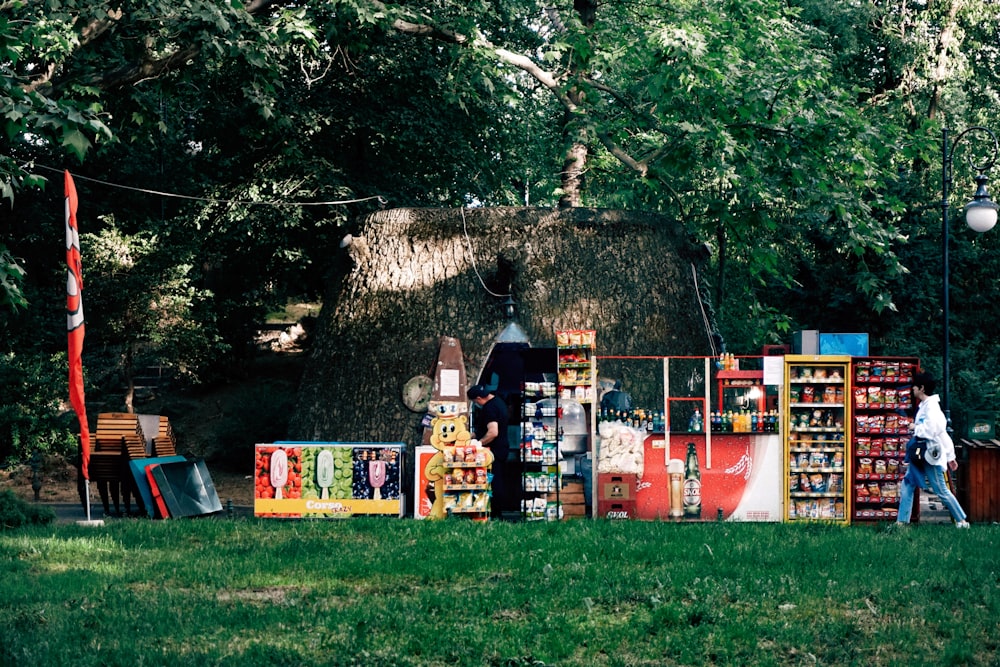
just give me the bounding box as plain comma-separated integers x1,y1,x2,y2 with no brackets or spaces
439,369,461,397
763,356,784,386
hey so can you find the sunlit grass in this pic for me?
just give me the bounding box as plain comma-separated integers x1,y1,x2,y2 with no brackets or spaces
2,519,999,666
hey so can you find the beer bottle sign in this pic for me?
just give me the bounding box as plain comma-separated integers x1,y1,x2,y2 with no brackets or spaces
683,442,702,518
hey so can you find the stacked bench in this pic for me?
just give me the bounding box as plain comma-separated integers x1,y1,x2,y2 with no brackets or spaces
90,412,147,482
152,416,177,457
87,413,180,515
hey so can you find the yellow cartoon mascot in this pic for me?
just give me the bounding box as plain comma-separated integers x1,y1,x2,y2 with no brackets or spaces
424,402,485,519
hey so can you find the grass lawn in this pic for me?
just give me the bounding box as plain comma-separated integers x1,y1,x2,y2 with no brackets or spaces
2,518,997,666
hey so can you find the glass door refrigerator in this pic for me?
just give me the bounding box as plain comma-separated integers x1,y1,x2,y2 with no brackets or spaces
783,355,851,523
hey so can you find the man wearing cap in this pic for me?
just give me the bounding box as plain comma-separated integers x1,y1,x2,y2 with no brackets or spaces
467,384,510,519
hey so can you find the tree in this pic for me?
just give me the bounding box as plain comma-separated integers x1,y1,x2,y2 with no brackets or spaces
290,207,715,445
81,220,224,411
0,245,27,310
8,0,1000,438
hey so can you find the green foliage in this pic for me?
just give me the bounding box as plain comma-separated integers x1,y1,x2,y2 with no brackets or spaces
6,0,1000,414
0,490,55,529
0,352,78,467
0,244,27,311
0,5,113,199
81,219,228,389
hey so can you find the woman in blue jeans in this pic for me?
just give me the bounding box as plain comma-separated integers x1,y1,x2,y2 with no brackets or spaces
897,371,969,527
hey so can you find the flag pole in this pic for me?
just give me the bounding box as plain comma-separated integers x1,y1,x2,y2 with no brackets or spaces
65,170,103,527
84,480,94,522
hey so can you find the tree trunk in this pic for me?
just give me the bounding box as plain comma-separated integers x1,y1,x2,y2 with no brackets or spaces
291,207,716,445
559,138,588,208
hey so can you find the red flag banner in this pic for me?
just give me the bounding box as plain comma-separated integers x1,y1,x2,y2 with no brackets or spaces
65,171,90,480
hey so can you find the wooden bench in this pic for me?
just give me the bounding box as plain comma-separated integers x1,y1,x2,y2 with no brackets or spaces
95,412,148,460
152,416,177,457
90,413,151,514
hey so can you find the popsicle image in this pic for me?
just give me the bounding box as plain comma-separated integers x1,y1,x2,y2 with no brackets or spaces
270,449,288,499
369,459,387,500
316,449,334,499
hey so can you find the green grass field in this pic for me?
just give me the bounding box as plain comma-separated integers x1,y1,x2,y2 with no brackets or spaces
2,518,997,666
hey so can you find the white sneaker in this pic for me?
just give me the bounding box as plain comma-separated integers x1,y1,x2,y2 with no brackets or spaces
956,521,970,529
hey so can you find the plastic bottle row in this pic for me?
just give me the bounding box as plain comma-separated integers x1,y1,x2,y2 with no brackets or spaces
597,407,664,431
713,409,778,433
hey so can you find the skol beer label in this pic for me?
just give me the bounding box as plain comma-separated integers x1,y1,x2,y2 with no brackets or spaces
683,477,702,515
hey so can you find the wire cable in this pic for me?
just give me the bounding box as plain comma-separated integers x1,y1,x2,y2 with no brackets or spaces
23,160,388,207
691,262,719,357
460,206,510,298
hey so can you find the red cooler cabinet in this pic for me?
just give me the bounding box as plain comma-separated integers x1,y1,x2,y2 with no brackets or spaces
849,357,918,522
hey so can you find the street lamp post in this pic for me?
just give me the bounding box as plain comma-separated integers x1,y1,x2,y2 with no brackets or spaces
941,126,1000,424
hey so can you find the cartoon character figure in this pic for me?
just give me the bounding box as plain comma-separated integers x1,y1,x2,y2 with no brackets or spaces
429,403,472,452
424,402,480,519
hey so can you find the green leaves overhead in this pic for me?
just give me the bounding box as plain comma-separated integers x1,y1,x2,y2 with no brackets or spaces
3,0,1000,405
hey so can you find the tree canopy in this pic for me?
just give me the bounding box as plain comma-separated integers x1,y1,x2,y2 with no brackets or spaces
5,0,1000,460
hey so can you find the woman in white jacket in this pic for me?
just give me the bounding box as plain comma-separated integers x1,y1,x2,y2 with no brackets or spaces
896,371,970,527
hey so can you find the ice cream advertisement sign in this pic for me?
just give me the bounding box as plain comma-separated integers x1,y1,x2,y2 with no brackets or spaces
254,443,405,518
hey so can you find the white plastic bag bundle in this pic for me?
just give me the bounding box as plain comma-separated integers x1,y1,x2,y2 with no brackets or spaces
596,421,644,474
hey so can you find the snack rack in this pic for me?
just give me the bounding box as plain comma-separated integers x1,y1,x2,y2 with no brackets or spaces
520,379,561,521
849,357,918,522
783,355,851,523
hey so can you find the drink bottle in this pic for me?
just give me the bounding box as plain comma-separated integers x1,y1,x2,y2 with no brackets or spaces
683,442,702,518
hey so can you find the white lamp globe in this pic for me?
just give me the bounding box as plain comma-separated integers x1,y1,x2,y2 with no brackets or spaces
965,173,999,233
966,202,998,232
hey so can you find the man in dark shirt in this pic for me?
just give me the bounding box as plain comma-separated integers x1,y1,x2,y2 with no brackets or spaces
467,384,510,518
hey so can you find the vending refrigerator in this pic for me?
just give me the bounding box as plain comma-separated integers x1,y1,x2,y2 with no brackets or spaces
849,357,918,522
783,355,851,522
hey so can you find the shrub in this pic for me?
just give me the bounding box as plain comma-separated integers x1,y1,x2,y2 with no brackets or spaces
0,490,56,529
